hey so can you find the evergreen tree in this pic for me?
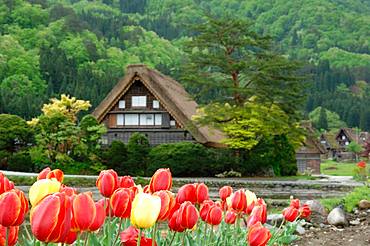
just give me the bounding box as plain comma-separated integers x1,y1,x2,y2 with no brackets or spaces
317,107,328,130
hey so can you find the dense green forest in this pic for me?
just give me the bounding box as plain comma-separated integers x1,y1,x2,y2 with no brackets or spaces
0,0,369,129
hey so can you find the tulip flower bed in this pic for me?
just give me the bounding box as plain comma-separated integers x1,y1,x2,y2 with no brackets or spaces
0,168,312,246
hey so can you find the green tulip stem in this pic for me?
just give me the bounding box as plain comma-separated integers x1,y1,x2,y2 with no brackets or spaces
152,223,157,246
181,232,185,245
107,198,112,246
113,218,124,245
5,226,9,246
84,232,89,246
209,226,213,244
168,232,176,246
137,229,142,246
203,223,208,246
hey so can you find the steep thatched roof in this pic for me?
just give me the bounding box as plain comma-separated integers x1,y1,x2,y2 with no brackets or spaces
92,64,226,147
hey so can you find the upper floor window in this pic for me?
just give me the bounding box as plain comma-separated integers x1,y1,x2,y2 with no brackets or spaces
153,100,159,109
117,114,124,125
125,114,139,125
132,96,146,107
342,135,346,140
118,100,125,109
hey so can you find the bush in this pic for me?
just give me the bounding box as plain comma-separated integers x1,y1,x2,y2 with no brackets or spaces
7,151,33,172
102,140,128,174
240,135,297,176
147,142,236,177
125,133,150,176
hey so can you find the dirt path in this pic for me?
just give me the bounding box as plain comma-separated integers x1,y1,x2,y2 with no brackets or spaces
293,212,370,246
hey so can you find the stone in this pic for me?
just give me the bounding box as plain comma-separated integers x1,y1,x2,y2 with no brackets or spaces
327,207,348,227
305,200,327,216
358,200,370,209
296,224,306,235
349,219,360,226
266,214,284,226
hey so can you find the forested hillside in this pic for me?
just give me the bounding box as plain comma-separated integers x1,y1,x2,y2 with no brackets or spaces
0,0,369,129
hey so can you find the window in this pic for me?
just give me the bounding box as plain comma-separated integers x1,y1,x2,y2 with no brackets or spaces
140,114,154,125
100,136,108,145
342,135,346,140
132,96,146,107
345,141,349,145
117,114,124,125
153,100,159,109
118,100,125,109
170,120,176,126
125,114,139,125
155,114,162,126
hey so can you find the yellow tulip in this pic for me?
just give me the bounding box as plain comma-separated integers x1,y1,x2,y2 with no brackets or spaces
29,179,61,206
245,190,257,207
130,193,161,229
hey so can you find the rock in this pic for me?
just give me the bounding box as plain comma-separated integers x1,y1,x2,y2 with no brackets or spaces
327,207,348,227
296,224,306,235
266,214,284,226
358,200,370,209
305,200,327,216
349,219,360,226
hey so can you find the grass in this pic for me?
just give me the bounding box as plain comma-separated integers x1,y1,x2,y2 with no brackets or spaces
321,160,359,176
321,185,370,212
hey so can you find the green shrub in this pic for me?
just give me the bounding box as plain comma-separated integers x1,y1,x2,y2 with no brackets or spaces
101,140,128,174
125,133,150,176
7,151,33,172
321,186,370,212
147,142,235,177
240,135,297,176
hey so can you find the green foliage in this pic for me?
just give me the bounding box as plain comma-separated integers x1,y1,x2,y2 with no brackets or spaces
241,135,297,176
309,107,346,131
183,15,305,150
321,186,370,212
7,151,33,172
147,142,231,177
0,114,33,152
317,107,328,130
102,140,128,174
125,133,150,176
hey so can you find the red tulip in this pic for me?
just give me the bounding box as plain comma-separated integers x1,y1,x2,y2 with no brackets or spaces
0,189,28,227
120,226,157,246
119,176,135,188
46,169,64,183
290,199,300,209
89,199,106,231
37,167,51,180
60,185,77,197
219,186,233,201
176,201,199,230
61,230,77,245
199,200,215,221
248,222,272,246
206,204,223,225
0,172,14,195
96,169,119,197
168,209,185,232
357,161,366,168
299,204,311,219
110,188,132,218
195,183,209,204
282,206,299,222
176,184,196,204
143,185,150,193
247,205,266,227
149,168,172,193
72,192,96,231
31,192,72,243
225,210,237,224
230,189,247,212
153,190,176,221
255,199,267,224
0,225,19,246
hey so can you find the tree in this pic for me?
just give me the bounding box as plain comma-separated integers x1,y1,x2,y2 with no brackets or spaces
28,95,106,168
102,140,128,174
317,107,328,130
182,14,305,150
347,141,364,161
